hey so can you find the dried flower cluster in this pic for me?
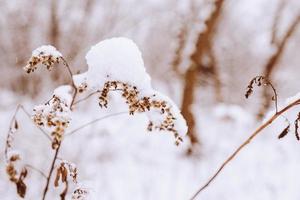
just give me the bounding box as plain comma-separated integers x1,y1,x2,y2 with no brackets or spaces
98,81,183,145
6,151,27,198
275,113,300,141
23,45,62,73
72,187,90,200
55,160,78,185
245,75,278,112
33,96,71,149
54,160,90,200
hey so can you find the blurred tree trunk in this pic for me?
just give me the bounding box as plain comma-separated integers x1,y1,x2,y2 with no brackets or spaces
258,14,300,119
49,0,61,81
181,0,224,154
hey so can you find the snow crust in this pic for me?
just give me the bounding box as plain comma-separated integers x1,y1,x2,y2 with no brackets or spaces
53,85,73,106
85,37,151,93
32,45,62,58
83,37,187,137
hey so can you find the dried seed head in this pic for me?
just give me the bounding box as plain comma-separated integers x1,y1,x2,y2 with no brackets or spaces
72,187,90,200
245,75,278,112
33,95,71,149
98,81,185,145
23,45,62,73
5,150,27,198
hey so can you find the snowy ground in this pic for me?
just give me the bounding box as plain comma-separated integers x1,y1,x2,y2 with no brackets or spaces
1,89,300,200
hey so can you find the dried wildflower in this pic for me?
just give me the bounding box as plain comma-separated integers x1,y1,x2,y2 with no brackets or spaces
55,160,78,185
294,112,300,141
23,45,62,73
73,72,88,93
5,151,27,198
33,95,71,149
72,187,89,200
98,81,185,145
245,76,278,112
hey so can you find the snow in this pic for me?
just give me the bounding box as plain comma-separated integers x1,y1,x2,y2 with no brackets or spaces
85,37,152,93
32,45,62,58
83,37,188,141
73,72,88,89
147,91,188,137
285,92,300,105
53,85,73,106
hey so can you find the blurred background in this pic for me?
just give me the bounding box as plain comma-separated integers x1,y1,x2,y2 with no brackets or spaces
1,0,300,199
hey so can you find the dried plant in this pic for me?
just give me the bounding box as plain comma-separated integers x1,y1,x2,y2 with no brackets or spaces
189,75,300,200
245,75,278,112
98,81,183,145
23,45,62,73
294,112,300,141
4,41,187,199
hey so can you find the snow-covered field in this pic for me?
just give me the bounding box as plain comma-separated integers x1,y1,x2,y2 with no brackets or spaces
1,88,300,200
1,30,300,199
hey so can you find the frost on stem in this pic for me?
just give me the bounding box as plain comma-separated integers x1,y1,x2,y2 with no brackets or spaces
23,45,62,73
33,86,72,149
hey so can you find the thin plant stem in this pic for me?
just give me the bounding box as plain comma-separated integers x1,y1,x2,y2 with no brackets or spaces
189,98,300,200
42,57,79,200
25,164,47,179
65,111,128,137
61,57,77,110
42,143,61,200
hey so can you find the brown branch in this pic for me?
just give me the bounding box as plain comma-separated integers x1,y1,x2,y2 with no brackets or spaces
271,0,285,45
189,98,300,200
182,0,225,154
259,14,300,118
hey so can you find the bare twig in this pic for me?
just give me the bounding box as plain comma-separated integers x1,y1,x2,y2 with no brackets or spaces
19,105,51,140
42,143,61,200
61,57,77,110
65,111,128,137
189,98,300,200
73,91,99,105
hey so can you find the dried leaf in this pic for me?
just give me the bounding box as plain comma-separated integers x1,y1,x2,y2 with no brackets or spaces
14,120,19,130
278,125,290,139
16,180,26,198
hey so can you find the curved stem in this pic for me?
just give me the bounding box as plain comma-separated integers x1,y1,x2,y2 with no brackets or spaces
65,111,128,137
189,98,300,200
73,91,99,105
42,143,61,200
25,164,47,179
61,57,77,110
